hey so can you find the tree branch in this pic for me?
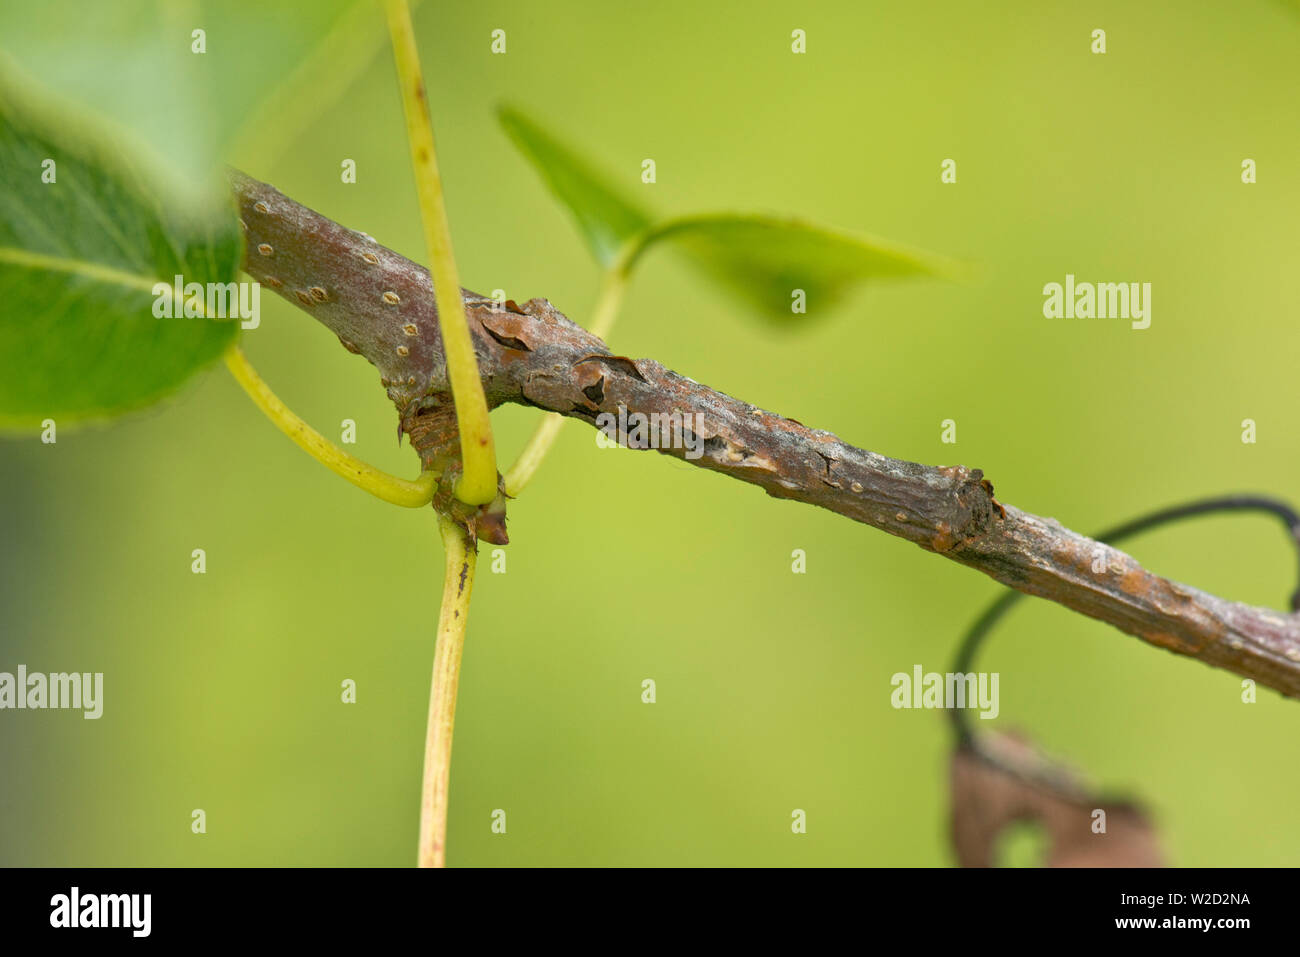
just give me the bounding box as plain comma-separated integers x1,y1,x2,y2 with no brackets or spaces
229,170,1300,699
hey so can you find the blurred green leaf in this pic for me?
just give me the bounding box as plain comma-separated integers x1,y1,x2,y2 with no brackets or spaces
0,0,366,189
0,64,242,431
498,104,652,268
498,105,954,321
632,213,958,320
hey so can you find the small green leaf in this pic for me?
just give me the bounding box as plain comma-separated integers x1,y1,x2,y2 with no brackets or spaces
498,106,957,322
0,63,242,432
498,105,652,268
632,213,960,320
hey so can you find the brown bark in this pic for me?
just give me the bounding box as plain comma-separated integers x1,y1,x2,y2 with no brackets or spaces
229,170,1300,699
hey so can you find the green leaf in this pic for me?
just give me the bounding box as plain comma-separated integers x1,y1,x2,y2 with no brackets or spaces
498,106,957,322
0,0,368,192
0,62,242,431
498,105,652,268
632,213,960,320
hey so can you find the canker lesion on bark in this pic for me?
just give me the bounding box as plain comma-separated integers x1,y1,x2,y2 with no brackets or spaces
228,169,1300,699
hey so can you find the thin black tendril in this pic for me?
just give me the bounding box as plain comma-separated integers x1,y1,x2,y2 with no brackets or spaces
949,494,1300,748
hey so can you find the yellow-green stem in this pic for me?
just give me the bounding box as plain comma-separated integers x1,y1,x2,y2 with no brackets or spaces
382,0,497,506
419,516,477,867
223,345,437,507
504,264,630,495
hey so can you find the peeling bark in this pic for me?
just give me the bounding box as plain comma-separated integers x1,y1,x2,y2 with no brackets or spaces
230,170,1300,698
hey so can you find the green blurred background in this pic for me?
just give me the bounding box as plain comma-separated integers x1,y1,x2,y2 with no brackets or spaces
2,0,1298,866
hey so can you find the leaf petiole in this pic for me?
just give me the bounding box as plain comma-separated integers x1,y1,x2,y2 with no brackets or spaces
223,345,437,508
417,515,477,868
381,0,497,507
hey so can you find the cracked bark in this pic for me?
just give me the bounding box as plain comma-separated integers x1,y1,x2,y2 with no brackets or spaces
229,170,1300,699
